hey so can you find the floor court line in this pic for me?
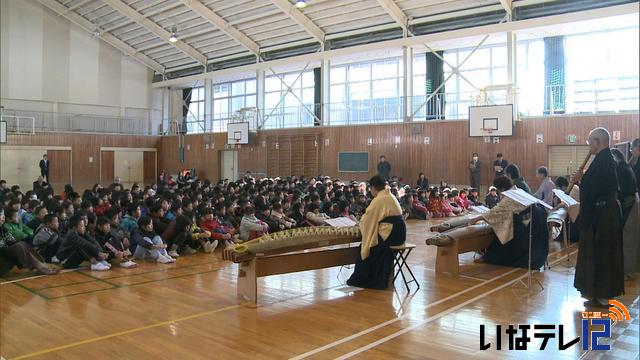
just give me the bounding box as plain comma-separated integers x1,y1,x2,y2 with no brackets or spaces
8,282,347,359
0,268,84,285
334,250,579,360
288,267,523,360
290,247,573,360
9,304,242,360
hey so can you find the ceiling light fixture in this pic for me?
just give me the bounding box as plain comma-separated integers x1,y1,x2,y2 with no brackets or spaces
295,0,307,9
92,29,101,37
168,26,178,43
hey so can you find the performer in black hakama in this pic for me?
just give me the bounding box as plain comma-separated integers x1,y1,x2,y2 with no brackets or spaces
347,176,406,289
573,128,624,307
469,176,549,269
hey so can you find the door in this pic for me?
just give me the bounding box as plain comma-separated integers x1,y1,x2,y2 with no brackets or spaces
101,151,115,185
47,150,72,188
114,151,144,188
143,151,156,185
548,145,592,177
220,150,238,181
0,148,44,191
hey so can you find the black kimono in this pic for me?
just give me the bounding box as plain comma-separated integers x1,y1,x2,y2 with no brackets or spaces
482,204,549,269
347,215,405,289
574,148,624,299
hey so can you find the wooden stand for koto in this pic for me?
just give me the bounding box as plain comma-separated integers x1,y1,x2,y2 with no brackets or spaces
237,246,360,305
435,233,493,276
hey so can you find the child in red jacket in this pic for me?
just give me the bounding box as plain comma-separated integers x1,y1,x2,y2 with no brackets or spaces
199,207,238,249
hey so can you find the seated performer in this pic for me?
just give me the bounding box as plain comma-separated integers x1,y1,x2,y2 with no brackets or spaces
347,176,406,289
469,176,549,269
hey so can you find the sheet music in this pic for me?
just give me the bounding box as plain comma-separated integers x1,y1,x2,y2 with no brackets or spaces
469,205,490,214
552,189,578,207
502,188,553,209
324,217,358,228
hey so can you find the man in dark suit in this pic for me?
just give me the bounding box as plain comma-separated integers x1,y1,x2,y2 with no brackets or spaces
493,153,508,178
377,155,391,180
39,154,49,182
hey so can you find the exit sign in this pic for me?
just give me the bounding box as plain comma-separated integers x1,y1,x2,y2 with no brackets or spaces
568,134,577,143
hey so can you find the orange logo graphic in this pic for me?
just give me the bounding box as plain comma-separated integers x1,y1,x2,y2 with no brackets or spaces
603,300,631,321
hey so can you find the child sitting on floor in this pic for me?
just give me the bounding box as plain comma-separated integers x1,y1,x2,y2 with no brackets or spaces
95,216,136,268
32,214,61,263
270,202,296,229
56,215,111,271
131,216,175,263
239,206,269,241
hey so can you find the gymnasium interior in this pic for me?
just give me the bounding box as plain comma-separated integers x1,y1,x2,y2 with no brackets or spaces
1,0,639,359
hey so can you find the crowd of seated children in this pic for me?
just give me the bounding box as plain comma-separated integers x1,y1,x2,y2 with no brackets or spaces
1,171,495,276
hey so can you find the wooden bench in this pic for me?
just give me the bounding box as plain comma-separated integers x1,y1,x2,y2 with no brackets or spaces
237,245,360,305
426,224,494,277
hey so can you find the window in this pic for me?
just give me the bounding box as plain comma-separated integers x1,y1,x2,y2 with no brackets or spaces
329,58,403,125
565,26,639,114
517,40,545,116
442,45,510,120
212,78,257,132
185,87,205,133
264,70,315,129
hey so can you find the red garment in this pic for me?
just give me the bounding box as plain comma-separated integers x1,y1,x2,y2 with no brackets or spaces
200,218,236,240
426,199,443,218
456,197,469,209
412,199,428,213
439,199,455,217
94,203,111,216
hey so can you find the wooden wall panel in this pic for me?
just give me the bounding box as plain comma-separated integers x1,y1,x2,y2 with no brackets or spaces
100,151,114,185
46,150,71,188
3,132,158,190
143,151,156,185
156,114,639,189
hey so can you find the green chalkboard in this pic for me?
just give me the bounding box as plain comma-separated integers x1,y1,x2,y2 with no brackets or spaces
338,152,369,172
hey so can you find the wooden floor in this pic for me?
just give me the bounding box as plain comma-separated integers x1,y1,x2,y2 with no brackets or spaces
1,220,638,359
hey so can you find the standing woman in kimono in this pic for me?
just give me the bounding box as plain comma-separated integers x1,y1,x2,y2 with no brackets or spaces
347,176,406,289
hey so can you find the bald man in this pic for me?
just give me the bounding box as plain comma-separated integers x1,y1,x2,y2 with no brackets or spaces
572,127,624,306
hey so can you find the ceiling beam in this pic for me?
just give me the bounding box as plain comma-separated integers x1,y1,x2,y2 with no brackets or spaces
270,0,324,44
375,0,411,35
101,0,208,66
152,1,639,88
500,0,513,16
179,0,260,56
39,0,165,74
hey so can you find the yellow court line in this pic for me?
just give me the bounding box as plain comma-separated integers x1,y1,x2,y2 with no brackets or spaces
11,304,242,360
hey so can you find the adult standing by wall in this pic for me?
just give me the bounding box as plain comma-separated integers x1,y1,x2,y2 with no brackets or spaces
572,127,624,307
468,152,481,189
39,154,49,182
493,153,508,178
377,155,391,181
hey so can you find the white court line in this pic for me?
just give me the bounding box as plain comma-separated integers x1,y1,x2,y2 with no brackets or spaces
289,267,522,360
0,268,85,285
289,247,572,360
334,250,579,360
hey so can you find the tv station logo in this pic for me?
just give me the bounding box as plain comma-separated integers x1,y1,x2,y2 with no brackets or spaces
480,300,631,351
